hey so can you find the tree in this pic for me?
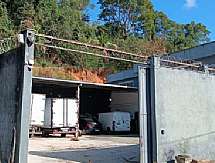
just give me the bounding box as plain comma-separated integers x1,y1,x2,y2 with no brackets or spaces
34,0,103,68
137,0,156,40
98,0,209,52
0,0,210,71
165,21,210,52
98,0,139,38
0,1,14,38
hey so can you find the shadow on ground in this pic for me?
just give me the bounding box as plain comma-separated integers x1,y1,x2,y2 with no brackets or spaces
29,145,140,163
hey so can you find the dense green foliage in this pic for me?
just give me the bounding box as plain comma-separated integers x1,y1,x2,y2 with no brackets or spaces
0,1,13,37
98,0,209,51
0,0,210,70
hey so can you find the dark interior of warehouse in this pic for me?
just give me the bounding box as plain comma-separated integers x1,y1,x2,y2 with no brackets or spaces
32,78,139,133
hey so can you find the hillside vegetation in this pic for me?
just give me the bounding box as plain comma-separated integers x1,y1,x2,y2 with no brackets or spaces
0,0,210,76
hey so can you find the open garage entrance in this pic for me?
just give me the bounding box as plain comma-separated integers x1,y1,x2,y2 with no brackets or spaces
80,89,139,133
30,77,139,163
32,77,139,135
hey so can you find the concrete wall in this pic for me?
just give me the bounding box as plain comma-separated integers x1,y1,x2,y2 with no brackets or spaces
154,67,215,162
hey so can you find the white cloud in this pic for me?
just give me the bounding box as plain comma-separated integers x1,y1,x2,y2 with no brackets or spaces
185,0,197,8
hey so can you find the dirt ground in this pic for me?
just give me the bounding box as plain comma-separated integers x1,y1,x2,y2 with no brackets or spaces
28,135,140,163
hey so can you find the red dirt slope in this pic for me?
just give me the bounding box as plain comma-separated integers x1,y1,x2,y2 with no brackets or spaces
33,67,113,83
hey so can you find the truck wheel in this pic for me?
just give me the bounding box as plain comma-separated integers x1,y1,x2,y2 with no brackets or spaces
61,133,66,137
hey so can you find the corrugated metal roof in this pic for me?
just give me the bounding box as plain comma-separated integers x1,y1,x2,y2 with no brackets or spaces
32,76,137,91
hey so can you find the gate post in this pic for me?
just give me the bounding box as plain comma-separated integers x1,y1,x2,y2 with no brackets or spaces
17,29,34,163
138,66,148,163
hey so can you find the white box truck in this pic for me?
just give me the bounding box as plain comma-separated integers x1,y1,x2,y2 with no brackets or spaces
30,95,79,137
29,94,46,136
42,98,79,137
98,112,131,132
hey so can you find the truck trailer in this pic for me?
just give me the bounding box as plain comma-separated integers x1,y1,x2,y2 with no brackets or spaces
43,98,79,137
30,94,79,137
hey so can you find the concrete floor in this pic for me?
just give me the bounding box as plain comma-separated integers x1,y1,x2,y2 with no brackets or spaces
28,135,140,163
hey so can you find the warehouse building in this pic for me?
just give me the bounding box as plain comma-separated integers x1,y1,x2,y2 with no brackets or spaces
107,41,215,88
32,77,139,133
164,41,215,65
107,64,140,87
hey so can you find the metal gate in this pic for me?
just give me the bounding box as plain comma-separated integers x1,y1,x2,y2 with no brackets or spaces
0,30,34,163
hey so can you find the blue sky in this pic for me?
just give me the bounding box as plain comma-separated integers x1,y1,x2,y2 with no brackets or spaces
87,0,215,41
